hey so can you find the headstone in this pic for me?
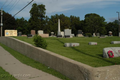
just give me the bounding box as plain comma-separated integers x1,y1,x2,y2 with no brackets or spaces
27,34,32,38
31,30,35,36
61,31,64,37
77,30,83,37
111,41,120,44
38,30,43,35
64,43,79,47
22,35,27,37
39,34,49,38
93,33,96,37
89,42,97,45
96,33,100,37
64,29,71,38
109,31,112,36
99,35,106,38
18,32,22,36
103,47,120,58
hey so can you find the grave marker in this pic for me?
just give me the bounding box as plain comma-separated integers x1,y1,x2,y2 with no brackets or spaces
103,47,120,58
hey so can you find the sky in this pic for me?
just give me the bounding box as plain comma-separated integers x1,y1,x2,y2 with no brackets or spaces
0,0,120,22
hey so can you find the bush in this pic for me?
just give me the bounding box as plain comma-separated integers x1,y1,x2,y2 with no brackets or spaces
33,35,47,49
85,33,92,37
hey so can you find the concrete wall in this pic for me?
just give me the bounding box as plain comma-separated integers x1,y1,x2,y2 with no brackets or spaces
0,37,120,80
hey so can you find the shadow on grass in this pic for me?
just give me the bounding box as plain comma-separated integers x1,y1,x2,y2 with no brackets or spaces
56,38,116,66
71,47,115,65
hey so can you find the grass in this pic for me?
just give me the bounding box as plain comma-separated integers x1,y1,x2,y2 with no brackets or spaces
0,43,71,80
0,67,17,80
13,36,120,67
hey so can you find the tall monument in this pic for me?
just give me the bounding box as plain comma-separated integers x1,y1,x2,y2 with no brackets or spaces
58,19,61,35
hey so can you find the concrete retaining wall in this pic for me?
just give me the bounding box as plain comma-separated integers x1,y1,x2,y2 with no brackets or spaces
0,37,120,80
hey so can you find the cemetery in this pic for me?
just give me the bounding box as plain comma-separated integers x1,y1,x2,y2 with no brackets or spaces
1,19,120,80
1,36,120,80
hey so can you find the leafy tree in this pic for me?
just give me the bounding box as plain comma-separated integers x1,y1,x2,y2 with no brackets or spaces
70,15,81,35
16,17,29,34
84,13,106,35
33,35,47,49
29,3,46,33
106,21,118,36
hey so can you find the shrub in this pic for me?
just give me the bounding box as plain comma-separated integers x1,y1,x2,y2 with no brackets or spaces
85,33,92,37
33,35,47,49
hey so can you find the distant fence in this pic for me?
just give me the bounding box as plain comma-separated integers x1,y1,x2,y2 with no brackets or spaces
0,37,120,80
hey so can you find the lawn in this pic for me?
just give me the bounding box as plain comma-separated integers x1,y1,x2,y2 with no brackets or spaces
13,36,120,67
0,67,17,80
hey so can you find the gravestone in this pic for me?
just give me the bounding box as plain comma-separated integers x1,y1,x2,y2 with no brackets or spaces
61,31,64,37
64,43,79,47
18,32,22,36
50,32,54,37
77,30,83,37
64,29,71,38
93,33,96,37
89,42,97,45
103,47,120,58
96,33,100,37
27,34,32,38
31,30,35,36
111,41,120,44
38,30,43,35
109,31,112,36
99,35,106,38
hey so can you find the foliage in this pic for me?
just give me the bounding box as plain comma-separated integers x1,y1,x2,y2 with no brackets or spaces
84,13,106,34
29,3,46,32
16,17,29,34
85,33,92,37
106,21,119,36
33,35,47,49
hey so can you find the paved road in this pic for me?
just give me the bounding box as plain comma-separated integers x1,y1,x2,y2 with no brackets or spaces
0,46,62,80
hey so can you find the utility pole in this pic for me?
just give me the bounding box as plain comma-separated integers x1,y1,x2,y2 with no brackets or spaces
1,8,3,37
116,11,120,37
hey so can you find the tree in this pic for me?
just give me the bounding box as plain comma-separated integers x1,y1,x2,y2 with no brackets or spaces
0,10,17,36
16,17,29,34
106,21,118,36
70,15,81,35
29,3,46,33
84,13,106,35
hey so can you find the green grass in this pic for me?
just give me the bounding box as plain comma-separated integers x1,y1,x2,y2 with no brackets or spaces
0,43,71,80
13,36,120,67
0,67,17,80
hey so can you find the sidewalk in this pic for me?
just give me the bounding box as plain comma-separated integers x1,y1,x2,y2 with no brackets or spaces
0,46,62,80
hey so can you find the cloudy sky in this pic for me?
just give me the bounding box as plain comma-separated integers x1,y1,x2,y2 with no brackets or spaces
0,0,120,22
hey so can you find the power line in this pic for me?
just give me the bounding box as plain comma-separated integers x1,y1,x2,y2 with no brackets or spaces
8,0,20,12
13,0,34,17
1,0,8,9
5,0,34,22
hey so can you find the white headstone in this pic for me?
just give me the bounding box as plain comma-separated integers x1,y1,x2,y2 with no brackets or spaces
89,42,97,45
93,33,96,37
38,30,43,35
64,43,79,47
103,47,120,58
64,29,71,36
111,41,120,44
61,31,64,37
